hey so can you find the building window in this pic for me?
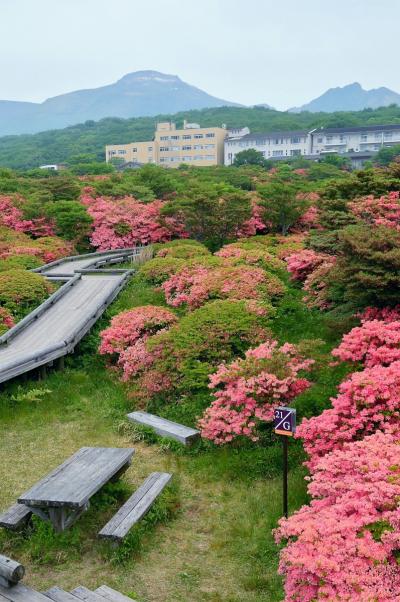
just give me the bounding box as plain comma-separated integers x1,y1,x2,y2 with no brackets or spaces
182,156,192,161
159,157,167,163
193,155,204,160
171,135,180,140
160,147,169,152
132,148,137,152
204,144,215,149
148,147,153,151
317,137,323,143
182,145,192,150
206,133,215,138
272,150,284,156
118,150,127,154
290,149,301,156
205,155,214,160
290,137,301,144
361,135,368,142
326,136,332,143
194,134,204,139
160,136,169,141
273,139,280,145
171,146,180,151
384,132,393,139
339,135,346,142
193,144,204,150
183,134,191,139
375,132,382,140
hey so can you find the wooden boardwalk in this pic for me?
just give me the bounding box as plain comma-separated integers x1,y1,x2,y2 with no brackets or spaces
0,248,147,384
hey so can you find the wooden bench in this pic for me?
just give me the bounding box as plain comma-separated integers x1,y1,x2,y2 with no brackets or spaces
0,582,50,601
127,411,200,445
0,555,25,589
98,472,172,543
0,504,32,531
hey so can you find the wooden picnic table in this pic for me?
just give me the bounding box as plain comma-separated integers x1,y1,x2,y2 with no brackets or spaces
17,447,134,532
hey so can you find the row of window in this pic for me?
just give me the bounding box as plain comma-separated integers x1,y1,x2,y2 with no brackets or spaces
159,144,215,152
159,155,215,163
159,132,215,141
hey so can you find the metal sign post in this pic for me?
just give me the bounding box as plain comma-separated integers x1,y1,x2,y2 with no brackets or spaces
274,406,296,518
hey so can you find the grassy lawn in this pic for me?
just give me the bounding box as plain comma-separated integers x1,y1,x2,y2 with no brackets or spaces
0,274,345,601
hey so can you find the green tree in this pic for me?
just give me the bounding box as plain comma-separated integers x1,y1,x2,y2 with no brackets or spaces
233,149,267,167
46,201,92,242
257,176,309,235
162,183,251,250
374,144,400,166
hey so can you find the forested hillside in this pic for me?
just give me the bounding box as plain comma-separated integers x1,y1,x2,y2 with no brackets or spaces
2,104,400,169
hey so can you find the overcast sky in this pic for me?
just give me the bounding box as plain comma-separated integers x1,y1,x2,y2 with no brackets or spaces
0,0,399,110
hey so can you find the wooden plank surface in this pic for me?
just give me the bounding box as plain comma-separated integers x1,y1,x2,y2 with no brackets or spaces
69,587,105,601
0,583,50,602
0,504,31,530
18,447,134,508
43,587,79,601
127,411,200,445
94,585,137,602
99,472,171,541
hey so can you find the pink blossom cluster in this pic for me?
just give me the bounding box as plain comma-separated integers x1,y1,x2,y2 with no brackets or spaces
98,305,177,381
332,318,400,367
296,360,400,469
198,340,313,443
162,264,285,309
275,431,400,601
302,258,336,309
82,194,186,250
236,202,268,237
0,307,15,330
0,196,55,237
285,249,330,282
349,191,400,230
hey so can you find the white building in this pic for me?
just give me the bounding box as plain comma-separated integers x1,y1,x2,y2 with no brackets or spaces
225,130,311,165
310,124,400,155
224,124,400,165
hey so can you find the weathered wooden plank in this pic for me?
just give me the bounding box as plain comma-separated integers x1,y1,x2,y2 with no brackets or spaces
0,504,31,530
18,447,134,508
99,472,172,541
94,585,136,602
0,583,50,601
0,556,24,584
69,587,105,601
127,411,200,445
43,586,81,601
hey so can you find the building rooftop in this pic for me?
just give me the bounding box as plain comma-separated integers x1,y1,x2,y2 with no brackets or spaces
232,130,309,142
313,123,400,134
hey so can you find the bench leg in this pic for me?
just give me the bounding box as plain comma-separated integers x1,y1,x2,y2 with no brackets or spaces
110,460,131,483
28,503,89,533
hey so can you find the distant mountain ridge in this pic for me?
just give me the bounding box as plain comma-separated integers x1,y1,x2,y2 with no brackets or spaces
290,82,400,113
0,70,240,136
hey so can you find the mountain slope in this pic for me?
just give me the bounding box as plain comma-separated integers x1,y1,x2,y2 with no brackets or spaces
0,71,240,136
290,82,400,113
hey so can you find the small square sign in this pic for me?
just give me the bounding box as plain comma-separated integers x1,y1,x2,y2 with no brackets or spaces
274,406,296,437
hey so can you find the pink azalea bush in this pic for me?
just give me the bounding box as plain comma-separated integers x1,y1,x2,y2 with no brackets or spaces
332,318,400,367
275,431,400,602
82,193,186,250
236,202,268,237
296,360,400,469
0,196,55,237
99,305,177,355
349,191,400,230
285,249,331,282
0,307,15,334
199,340,313,444
162,264,285,310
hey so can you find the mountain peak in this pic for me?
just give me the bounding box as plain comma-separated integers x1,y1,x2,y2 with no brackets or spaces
290,82,400,113
117,70,181,85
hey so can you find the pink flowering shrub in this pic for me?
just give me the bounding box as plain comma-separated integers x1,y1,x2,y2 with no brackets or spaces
0,196,55,237
0,307,15,334
236,202,268,237
349,191,400,230
360,305,400,323
162,264,285,310
99,305,177,355
332,318,400,367
82,194,186,250
275,431,400,602
285,249,331,282
296,360,400,469
199,340,313,443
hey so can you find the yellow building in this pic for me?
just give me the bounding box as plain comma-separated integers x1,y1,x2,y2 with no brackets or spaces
105,121,227,168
